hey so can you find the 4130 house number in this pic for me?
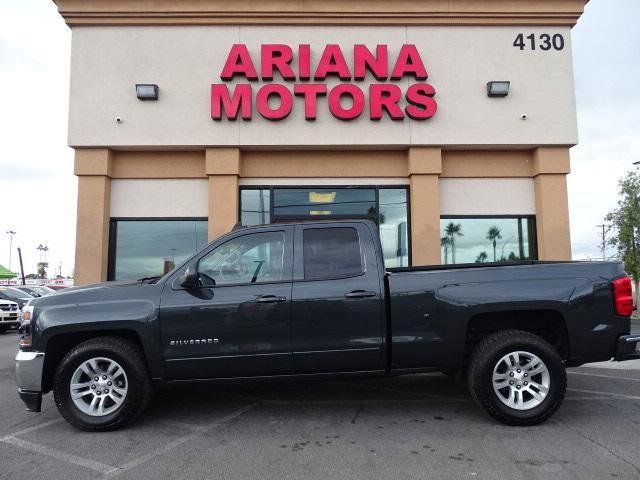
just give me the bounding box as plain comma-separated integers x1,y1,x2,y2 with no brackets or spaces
513,33,565,51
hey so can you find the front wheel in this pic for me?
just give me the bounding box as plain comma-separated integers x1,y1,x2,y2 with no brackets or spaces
53,336,152,431
468,330,566,426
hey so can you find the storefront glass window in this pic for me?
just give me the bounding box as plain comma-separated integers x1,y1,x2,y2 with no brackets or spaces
240,186,410,267
110,219,208,280
378,189,409,267
241,189,270,225
439,217,536,265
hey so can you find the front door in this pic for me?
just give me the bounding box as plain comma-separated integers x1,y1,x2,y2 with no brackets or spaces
160,226,294,379
291,222,385,373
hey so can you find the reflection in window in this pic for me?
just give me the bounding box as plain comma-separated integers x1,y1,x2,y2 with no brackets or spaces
273,188,376,217
379,189,409,267
110,219,208,280
440,217,536,265
241,189,270,225
198,231,285,285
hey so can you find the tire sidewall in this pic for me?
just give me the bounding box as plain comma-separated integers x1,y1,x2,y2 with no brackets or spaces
477,337,565,421
54,343,142,429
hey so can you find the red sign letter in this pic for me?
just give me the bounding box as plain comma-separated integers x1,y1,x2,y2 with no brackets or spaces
220,44,258,81
298,44,311,80
328,84,365,120
211,84,252,120
294,84,328,120
390,44,428,80
369,84,404,120
256,84,294,120
314,45,351,81
354,45,388,81
261,44,295,81
405,83,437,120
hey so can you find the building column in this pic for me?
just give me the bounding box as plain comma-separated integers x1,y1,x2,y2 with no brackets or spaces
408,147,442,266
74,148,113,285
206,148,241,241
532,147,572,260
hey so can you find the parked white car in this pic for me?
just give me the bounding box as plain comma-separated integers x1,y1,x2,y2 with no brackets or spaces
0,299,20,333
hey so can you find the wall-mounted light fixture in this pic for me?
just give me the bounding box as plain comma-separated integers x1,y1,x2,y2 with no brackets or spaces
486,81,510,98
136,84,159,101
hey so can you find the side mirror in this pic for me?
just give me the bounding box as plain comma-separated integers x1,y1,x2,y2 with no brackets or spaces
179,265,200,289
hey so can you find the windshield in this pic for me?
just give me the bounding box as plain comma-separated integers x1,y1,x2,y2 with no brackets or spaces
0,287,34,298
33,286,56,295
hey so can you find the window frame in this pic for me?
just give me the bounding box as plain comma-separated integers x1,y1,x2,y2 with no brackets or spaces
300,226,366,281
439,214,538,264
167,224,295,290
107,217,208,281
238,185,412,267
196,229,290,287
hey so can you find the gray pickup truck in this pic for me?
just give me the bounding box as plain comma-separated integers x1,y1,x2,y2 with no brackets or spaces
15,220,640,430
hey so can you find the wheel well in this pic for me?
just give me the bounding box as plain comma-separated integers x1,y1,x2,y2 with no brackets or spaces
463,310,569,369
41,330,143,393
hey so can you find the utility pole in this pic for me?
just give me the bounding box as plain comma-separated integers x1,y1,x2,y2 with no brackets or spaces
596,224,609,261
6,230,16,270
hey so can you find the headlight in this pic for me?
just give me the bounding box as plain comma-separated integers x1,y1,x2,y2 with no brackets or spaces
22,305,33,322
19,306,34,348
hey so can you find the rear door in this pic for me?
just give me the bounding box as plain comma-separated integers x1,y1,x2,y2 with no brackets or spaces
291,222,385,373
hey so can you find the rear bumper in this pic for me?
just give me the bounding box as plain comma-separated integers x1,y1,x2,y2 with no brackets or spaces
15,350,44,412
614,335,640,361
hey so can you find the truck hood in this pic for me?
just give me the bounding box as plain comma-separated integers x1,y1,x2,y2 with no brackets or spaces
28,279,161,309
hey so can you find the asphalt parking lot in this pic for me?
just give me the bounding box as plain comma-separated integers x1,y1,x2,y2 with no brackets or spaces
1,326,639,480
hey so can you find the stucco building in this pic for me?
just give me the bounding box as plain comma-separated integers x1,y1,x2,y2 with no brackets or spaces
54,0,588,284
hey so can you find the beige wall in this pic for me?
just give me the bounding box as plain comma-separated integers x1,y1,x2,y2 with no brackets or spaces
73,147,573,283
110,179,209,217
440,178,535,216
68,25,578,148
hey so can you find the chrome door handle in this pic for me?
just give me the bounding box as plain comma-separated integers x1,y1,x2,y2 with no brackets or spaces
255,295,287,303
344,290,377,298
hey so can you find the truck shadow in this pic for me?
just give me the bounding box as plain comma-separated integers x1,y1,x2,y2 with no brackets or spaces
143,373,476,425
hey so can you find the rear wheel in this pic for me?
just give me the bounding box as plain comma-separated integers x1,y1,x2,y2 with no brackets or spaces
468,330,566,426
53,337,152,431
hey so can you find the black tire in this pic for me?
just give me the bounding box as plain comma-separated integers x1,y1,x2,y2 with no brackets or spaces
0,325,9,334
53,336,152,431
467,329,566,426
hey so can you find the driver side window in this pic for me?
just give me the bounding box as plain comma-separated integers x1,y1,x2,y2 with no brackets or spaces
198,231,286,286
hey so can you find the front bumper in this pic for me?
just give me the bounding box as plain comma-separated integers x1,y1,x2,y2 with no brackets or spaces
14,350,44,412
614,335,640,361
0,314,20,325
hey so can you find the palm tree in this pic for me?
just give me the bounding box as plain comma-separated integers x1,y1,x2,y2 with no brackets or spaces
445,222,464,263
486,226,502,262
441,236,451,264
475,251,488,263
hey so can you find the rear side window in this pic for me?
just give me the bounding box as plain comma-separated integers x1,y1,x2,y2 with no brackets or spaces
303,227,363,279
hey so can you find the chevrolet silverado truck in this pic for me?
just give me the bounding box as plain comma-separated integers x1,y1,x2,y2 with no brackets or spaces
15,220,640,431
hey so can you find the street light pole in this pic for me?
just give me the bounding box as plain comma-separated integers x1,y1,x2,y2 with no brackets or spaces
6,230,16,271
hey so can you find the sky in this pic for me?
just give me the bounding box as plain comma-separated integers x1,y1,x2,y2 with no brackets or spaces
0,0,639,277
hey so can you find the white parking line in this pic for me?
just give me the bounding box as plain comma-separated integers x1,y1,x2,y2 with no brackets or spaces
0,418,63,441
567,388,640,401
1,436,117,474
105,403,258,477
568,371,640,382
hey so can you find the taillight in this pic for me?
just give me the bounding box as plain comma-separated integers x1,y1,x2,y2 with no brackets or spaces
613,276,634,317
